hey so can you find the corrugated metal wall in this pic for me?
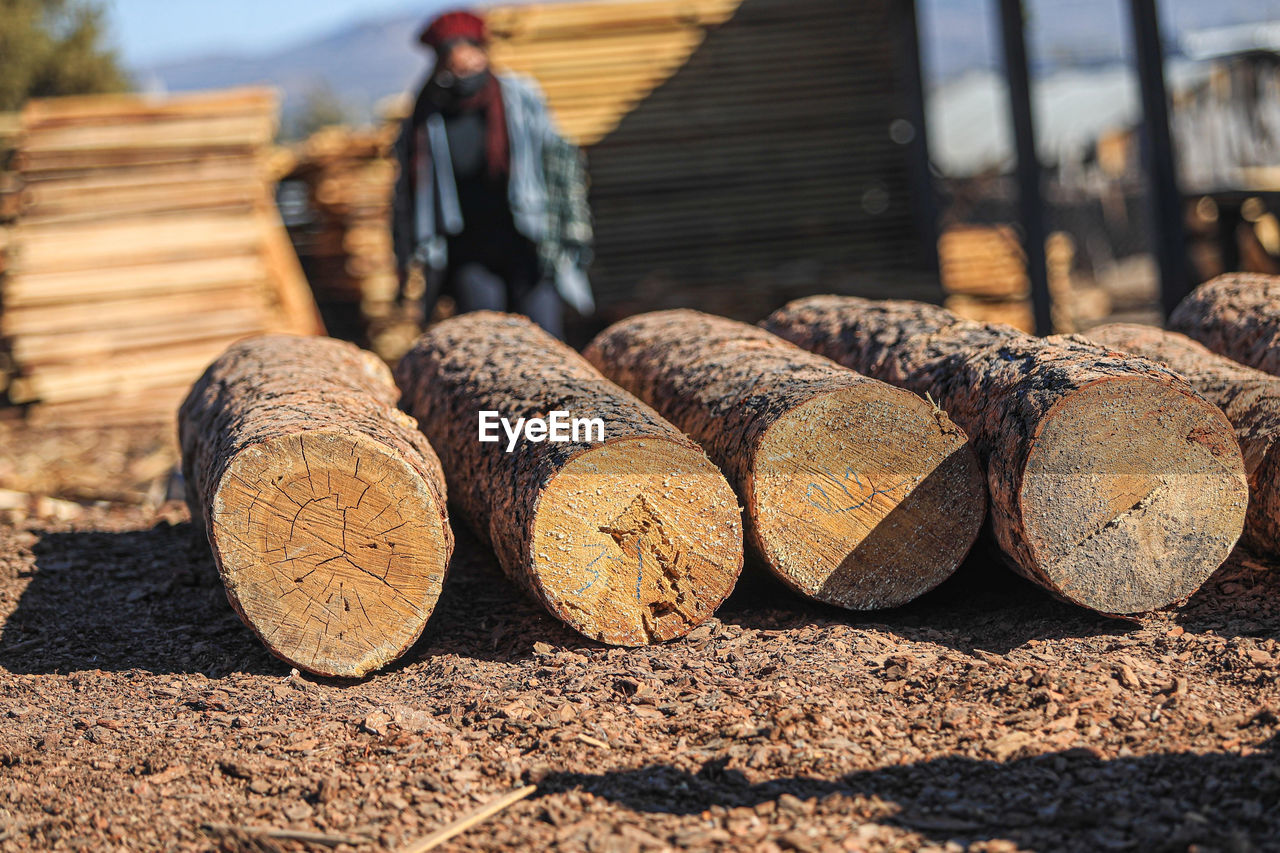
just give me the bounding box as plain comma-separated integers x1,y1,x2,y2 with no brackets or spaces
489,0,940,322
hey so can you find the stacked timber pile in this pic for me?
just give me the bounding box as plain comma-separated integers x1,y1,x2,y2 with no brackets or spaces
0,113,18,399
765,296,1248,615
487,0,943,320
2,88,323,426
280,125,416,359
938,225,1108,333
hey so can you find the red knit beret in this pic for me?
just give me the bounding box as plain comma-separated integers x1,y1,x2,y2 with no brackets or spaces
418,10,488,50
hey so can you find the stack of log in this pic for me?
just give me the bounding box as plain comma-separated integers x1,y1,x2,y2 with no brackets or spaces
181,287,1280,674
938,225,1109,333
2,88,323,426
279,125,417,360
764,296,1247,614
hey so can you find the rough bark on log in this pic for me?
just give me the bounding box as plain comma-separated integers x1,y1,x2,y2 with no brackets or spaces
763,296,1248,614
179,334,452,677
1170,273,1280,375
394,311,743,645
1085,322,1280,555
583,309,986,609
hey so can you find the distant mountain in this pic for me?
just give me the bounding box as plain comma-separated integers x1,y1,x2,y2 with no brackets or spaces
134,13,431,132
133,0,1280,132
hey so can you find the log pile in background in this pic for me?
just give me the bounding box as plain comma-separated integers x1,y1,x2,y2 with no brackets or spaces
180,334,452,678
396,311,743,645
1085,322,1280,555
764,296,1248,614
485,0,944,321
938,225,1109,333
2,88,323,426
584,310,986,609
0,112,17,398
486,0,742,147
279,125,419,361
1171,273,1280,375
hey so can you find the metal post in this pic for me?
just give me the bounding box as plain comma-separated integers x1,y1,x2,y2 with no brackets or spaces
1128,0,1189,316
996,0,1052,335
893,0,941,294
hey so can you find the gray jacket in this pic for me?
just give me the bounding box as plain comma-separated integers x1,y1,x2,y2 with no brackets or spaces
392,72,593,314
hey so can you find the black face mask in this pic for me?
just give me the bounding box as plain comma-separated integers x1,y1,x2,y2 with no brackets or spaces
432,68,490,102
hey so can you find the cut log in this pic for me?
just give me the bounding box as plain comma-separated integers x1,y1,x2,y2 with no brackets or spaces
764,296,1248,614
1169,273,1280,375
394,311,743,645
179,335,452,677
583,309,985,609
1085,322,1280,555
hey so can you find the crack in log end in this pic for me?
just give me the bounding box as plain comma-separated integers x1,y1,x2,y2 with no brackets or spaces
211,431,450,677
1020,379,1248,614
530,439,743,646
751,388,985,610
599,494,700,641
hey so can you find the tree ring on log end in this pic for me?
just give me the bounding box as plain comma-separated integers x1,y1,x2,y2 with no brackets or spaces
1019,378,1248,614
209,430,450,678
529,438,743,645
749,386,985,609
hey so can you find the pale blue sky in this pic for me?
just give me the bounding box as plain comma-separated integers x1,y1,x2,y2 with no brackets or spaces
105,0,436,66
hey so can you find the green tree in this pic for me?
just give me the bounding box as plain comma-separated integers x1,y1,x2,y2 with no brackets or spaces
0,0,130,111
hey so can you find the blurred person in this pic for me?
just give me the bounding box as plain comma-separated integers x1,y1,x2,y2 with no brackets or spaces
392,9,593,339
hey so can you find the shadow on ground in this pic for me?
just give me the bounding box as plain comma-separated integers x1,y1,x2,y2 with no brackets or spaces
4,515,1277,678
719,541,1135,657
0,521,279,676
538,739,1280,851
0,520,587,677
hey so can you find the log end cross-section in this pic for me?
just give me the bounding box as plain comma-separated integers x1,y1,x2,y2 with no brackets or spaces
1016,372,1246,614
749,384,984,609
181,335,452,678
210,430,449,677
530,437,742,645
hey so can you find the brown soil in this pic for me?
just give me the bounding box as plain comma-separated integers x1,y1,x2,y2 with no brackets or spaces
1,429,1279,852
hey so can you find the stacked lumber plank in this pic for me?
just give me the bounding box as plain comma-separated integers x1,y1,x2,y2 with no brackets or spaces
2,88,323,426
281,125,417,360
487,0,742,146
486,0,942,319
938,225,1083,332
0,113,18,396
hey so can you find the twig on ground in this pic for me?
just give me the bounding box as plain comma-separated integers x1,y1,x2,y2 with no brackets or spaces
200,822,373,848
395,785,537,853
